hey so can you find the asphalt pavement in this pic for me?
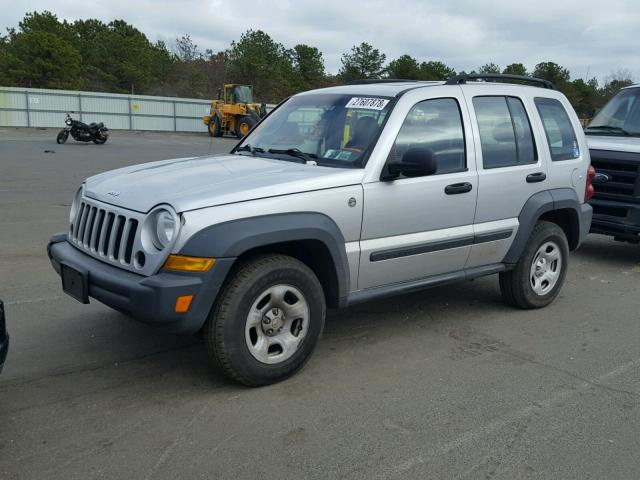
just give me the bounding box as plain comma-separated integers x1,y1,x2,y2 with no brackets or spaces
0,128,639,479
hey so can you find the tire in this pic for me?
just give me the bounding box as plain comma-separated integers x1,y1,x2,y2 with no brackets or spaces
56,131,68,144
203,254,326,387
208,116,223,137
235,115,256,138
92,132,108,144
499,221,569,309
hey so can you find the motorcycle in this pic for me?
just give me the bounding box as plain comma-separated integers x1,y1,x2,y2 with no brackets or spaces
56,113,109,145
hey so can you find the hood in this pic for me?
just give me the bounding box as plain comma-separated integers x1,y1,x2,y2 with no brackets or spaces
84,154,364,213
586,135,640,154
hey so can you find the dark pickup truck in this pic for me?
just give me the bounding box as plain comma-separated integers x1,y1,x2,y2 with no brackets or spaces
585,85,640,242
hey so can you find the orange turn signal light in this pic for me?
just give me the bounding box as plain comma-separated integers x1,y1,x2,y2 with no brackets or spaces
175,295,193,313
164,255,216,272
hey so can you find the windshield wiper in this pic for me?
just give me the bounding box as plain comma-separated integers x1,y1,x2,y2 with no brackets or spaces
585,125,631,136
235,144,265,156
268,148,319,164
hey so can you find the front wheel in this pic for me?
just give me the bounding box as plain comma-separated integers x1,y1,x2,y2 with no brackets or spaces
499,221,569,309
56,130,68,144
203,254,326,386
208,116,223,137
235,115,256,138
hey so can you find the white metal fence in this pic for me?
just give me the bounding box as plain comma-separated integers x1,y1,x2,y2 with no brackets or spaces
0,86,215,133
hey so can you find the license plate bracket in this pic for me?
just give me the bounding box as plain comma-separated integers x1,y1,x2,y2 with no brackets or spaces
61,263,89,304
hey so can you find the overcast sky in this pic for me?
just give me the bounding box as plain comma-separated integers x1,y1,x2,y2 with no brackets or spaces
2,0,639,83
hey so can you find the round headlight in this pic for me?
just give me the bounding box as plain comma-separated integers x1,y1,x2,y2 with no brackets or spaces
66,119,72,125
153,209,176,250
69,187,83,223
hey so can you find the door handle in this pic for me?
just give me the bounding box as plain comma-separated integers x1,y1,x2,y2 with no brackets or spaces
445,182,473,195
526,172,547,183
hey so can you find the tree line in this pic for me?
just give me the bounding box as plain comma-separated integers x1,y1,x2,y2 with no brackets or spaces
0,11,634,117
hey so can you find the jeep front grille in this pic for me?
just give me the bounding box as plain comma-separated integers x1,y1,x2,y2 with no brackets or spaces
70,199,139,266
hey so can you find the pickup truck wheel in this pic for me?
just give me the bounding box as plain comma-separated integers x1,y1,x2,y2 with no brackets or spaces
499,221,569,309
203,254,326,386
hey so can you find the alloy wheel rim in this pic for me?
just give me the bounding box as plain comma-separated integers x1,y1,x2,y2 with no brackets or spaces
529,240,562,296
245,284,310,364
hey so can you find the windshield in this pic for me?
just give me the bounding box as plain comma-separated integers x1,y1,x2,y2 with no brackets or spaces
587,87,640,136
230,85,254,104
235,93,392,167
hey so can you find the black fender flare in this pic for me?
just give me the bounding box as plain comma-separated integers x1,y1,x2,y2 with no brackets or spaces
178,212,350,306
504,188,586,265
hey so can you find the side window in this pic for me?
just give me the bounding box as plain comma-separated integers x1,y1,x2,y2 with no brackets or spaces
392,98,466,174
473,96,537,169
534,97,580,161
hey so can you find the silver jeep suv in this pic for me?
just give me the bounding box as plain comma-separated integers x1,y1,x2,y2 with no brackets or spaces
48,74,593,386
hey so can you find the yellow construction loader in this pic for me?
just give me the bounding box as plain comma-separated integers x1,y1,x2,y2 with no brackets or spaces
202,84,267,138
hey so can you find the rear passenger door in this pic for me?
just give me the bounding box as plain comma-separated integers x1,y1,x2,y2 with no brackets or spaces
532,96,586,195
462,86,548,268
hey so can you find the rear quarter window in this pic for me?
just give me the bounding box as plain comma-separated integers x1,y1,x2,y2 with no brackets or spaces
534,97,580,161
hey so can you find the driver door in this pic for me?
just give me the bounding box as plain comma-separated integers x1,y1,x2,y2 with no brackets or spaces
358,94,478,290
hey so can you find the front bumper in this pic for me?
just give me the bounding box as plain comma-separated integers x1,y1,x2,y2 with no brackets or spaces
47,234,235,334
590,198,640,242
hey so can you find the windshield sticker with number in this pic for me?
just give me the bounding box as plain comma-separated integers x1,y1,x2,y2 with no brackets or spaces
345,97,390,110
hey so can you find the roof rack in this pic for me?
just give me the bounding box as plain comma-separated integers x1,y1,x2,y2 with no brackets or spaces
345,79,428,85
445,73,555,90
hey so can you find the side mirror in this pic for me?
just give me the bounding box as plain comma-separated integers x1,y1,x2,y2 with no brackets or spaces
384,148,437,180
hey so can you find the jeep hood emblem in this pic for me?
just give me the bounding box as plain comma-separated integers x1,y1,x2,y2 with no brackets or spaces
107,191,120,197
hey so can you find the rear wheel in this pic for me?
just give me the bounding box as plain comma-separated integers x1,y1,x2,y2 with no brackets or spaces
56,130,68,144
235,115,256,138
208,116,223,137
92,132,108,144
499,221,569,309
203,254,326,386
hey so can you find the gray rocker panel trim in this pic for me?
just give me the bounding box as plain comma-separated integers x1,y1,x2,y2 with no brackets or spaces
503,188,586,265
178,212,351,305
